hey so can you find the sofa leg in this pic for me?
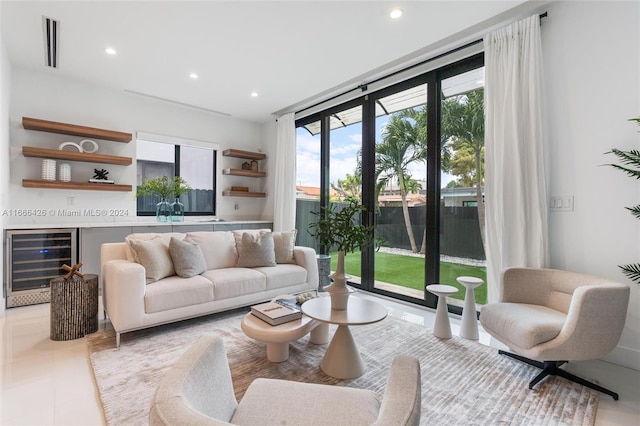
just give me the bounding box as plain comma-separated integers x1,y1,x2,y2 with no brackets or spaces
498,350,619,400
116,332,121,348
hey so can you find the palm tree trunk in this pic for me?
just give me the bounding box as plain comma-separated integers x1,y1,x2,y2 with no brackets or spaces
400,191,418,253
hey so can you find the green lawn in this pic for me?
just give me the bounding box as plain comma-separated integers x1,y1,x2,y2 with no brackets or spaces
331,251,487,305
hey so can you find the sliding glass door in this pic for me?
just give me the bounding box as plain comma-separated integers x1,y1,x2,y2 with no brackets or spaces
296,53,487,311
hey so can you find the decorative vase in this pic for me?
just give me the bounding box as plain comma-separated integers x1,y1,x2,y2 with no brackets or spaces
170,198,184,222
155,198,172,222
324,250,355,310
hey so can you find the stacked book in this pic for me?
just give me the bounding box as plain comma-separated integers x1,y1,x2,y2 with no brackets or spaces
251,297,302,325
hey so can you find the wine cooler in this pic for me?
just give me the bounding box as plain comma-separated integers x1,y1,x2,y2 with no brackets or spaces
5,229,77,308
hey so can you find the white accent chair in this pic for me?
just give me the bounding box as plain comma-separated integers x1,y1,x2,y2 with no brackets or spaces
149,335,422,425
480,267,630,400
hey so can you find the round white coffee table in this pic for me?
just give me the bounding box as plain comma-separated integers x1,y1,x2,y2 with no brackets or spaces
426,284,459,339
457,276,484,340
301,296,387,379
241,311,329,362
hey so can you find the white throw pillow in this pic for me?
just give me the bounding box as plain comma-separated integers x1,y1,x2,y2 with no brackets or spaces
168,237,207,278
236,230,276,267
273,230,297,264
128,237,175,284
186,231,238,270
125,232,186,262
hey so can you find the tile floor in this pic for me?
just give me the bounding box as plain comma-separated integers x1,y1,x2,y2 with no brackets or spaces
1,292,639,425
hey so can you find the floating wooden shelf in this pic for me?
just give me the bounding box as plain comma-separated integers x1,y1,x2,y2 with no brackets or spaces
22,179,132,192
222,190,266,198
22,146,132,166
222,149,266,160
22,117,132,142
222,168,266,178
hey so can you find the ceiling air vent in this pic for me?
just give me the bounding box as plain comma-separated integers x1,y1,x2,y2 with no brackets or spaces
42,16,59,68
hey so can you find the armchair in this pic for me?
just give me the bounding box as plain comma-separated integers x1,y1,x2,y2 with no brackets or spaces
149,335,421,425
480,267,630,400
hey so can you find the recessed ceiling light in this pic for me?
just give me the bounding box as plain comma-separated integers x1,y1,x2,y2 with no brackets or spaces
250,92,259,97
390,8,403,19
189,73,198,79
105,47,117,55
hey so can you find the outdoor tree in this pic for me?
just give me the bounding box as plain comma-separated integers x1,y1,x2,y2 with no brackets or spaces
441,89,486,249
331,172,362,200
376,108,427,253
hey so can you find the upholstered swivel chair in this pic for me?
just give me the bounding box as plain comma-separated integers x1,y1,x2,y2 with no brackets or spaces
480,267,630,400
149,335,422,425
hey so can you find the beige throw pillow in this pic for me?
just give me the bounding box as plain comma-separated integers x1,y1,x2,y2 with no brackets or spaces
168,237,207,278
273,230,297,264
128,237,175,284
236,231,276,267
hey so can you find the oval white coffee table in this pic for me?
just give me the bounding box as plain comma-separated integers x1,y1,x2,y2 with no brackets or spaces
241,311,329,362
301,296,387,379
426,284,459,339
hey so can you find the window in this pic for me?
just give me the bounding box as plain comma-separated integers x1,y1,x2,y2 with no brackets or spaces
136,134,217,216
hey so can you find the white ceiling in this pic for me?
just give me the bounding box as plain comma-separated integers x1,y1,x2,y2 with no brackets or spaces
1,1,536,124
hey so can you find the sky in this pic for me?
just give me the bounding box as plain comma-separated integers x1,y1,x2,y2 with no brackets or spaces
296,117,453,191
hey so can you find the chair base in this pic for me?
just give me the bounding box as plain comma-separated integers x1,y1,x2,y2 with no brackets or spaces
498,350,619,400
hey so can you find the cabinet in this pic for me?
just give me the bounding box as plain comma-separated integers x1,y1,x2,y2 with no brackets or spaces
222,149,266,198
20,117,133,192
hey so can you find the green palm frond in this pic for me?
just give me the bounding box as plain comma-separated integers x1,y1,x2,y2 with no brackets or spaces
626,205,640,220
619,263,640,283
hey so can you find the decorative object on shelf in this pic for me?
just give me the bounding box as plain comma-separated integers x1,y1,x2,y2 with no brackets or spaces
79,139,99,153
58,141,83,152
90,168,114,184
605,117,640,283
308,196,375,309
41,159,56,180
250,159,259,171
59,163,71,182
170,176,191,222
242,161,251,170
156,199,172,222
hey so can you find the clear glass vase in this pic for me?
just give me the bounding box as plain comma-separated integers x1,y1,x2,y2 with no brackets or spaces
155,198,172,222
170,198,184,222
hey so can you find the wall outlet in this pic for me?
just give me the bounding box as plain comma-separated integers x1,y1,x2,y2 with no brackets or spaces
550,195,573,211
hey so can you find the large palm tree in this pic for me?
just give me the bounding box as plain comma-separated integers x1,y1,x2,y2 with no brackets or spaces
376,108,427,253
441,89,486,248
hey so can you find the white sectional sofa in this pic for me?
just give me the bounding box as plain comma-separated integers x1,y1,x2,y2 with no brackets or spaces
101,229,318,347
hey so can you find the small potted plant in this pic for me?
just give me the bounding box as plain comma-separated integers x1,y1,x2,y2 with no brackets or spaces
170,176,191,222
308,196,374,309
136,176,174,222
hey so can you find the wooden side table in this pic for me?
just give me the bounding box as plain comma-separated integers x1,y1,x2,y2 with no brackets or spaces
50,274,99,341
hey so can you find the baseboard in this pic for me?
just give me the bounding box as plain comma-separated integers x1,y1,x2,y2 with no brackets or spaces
603,345,640,371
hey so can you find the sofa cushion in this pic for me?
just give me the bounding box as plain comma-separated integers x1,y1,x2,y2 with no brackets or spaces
128,237,175,284
253,264,308,291
186,232,238,270
145,275,214,314
232,228,271,254
169,237,207,278
480,303,567,350
236,231,276,268
231,378,380,425
125,232,186,262
273,230,297,264
201,268,266,300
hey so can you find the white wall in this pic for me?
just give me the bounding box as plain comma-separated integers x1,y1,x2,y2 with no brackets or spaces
543,1,640,369
0,35,11,317
7,68,267,225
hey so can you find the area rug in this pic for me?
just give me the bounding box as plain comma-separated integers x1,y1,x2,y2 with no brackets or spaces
87,309,598,425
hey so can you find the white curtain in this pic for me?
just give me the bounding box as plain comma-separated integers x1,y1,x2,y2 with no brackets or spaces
273,113,297,232
484,15,549,303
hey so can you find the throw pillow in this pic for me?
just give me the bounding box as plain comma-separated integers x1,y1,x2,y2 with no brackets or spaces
168,237,207,278
273,230,297,264
232,228,271,254
236,230,276,267
128,237,175,284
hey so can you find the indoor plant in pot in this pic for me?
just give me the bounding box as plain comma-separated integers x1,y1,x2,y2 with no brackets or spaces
136,176,174,222
308,196,374,309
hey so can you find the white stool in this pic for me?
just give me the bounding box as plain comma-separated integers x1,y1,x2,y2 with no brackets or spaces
426,284,458,339
457,276,484,340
